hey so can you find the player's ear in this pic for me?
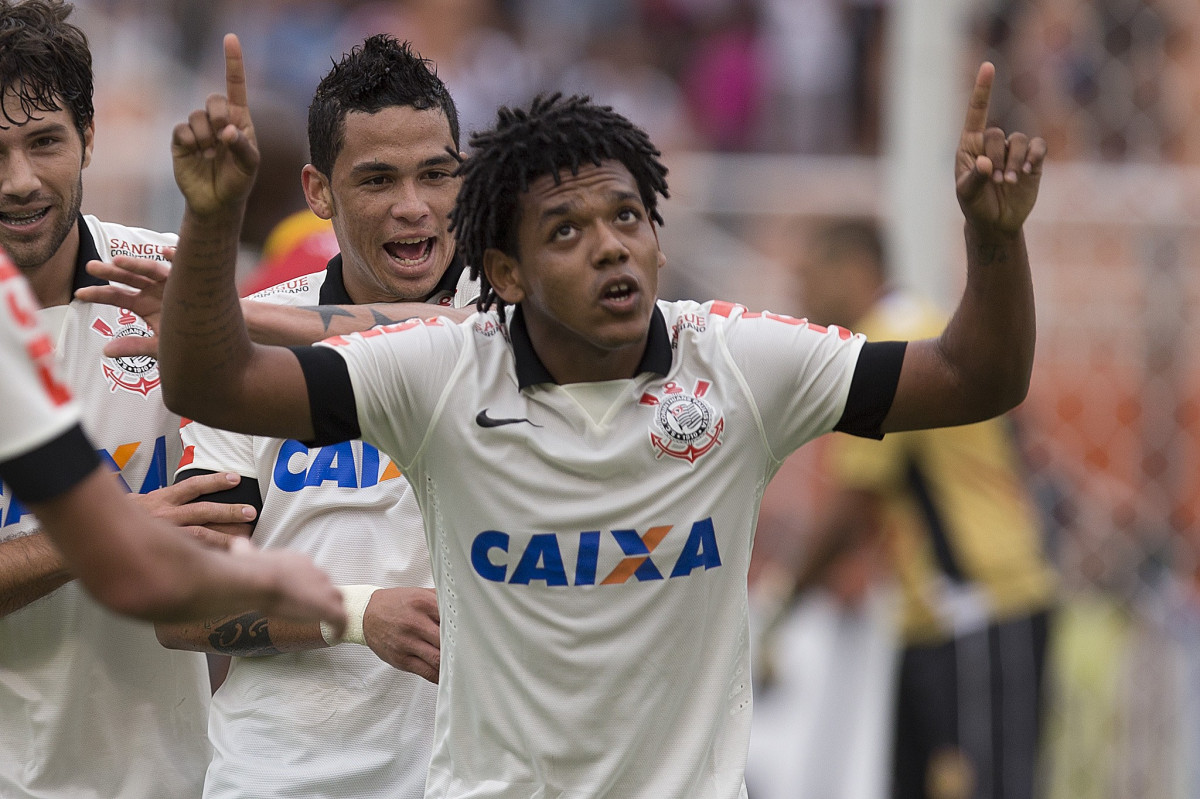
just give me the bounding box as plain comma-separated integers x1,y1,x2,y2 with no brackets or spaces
80,120,95,169
652,223,666,270
301,165,334,220
483,248,524,304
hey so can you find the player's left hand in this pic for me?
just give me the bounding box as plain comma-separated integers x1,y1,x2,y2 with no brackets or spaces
361,586,441,683
955,62,1047,235
75,253,172,359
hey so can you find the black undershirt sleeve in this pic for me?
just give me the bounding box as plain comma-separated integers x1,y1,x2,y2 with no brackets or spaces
290,345,362,447
174,468,263,526
833,340,907,440
1,424,100,504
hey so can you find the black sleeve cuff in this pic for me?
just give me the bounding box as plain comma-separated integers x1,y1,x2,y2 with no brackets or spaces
290,345,362,447
0,424,101,504
175,468,263,525
833,340,907,440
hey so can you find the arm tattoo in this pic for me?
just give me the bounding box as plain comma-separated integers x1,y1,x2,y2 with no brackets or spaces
207,612,279,655
371,307,407,327
305,305,356,332
977,242,1009,268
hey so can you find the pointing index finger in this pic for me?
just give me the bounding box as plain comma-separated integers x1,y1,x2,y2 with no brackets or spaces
962,62,995,134
223,33,249,113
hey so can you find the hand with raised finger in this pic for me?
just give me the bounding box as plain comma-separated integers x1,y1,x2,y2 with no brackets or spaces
132,472,258,529
361,586,441,683
172,33,259,216
955,62,1047,235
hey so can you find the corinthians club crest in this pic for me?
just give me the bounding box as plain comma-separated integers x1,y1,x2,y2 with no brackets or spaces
92,310,160,396
641,379,724,463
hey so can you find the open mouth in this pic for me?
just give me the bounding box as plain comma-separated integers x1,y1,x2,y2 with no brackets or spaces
603,280,634,302
383,237,434,266
0,207,49,227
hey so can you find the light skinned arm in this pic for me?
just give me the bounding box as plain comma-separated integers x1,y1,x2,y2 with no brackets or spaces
77,255,471,357
24,466,346,626
0,531,70,616
0,471,260,617
156,583,441,683
881,62,1045,433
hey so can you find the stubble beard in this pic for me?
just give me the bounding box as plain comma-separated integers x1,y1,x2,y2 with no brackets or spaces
7,175,83,273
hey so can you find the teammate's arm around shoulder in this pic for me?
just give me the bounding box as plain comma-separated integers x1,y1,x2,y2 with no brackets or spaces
246,301,472,346
883,62,1044,434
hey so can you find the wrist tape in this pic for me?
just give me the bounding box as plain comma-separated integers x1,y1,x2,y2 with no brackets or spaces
320,584,380,646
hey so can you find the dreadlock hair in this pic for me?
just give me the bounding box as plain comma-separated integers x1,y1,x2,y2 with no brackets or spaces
308,34,460,178
0,0,93,138
450,93,669,319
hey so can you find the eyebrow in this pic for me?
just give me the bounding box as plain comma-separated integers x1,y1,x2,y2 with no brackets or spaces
537,189,642,225
21,120,71,138
348,152,459,177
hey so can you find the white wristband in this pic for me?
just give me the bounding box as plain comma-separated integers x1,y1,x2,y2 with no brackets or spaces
320,584,380,646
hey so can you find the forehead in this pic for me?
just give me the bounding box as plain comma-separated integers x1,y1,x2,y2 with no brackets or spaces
0,84,74,132
333,105,455,173
520,160,641,219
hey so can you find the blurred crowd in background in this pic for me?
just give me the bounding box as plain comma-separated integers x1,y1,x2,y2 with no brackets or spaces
63,1,1200,797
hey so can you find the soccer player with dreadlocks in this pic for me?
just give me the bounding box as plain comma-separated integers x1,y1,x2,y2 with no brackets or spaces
157,34,1045,798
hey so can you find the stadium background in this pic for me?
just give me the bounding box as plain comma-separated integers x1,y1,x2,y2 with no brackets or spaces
70,0,1200,796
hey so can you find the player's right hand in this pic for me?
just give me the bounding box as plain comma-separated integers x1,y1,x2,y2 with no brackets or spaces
362,586,441,683
229,537,347,634
76,253,172,359
172,33,259,216
133,471,258,529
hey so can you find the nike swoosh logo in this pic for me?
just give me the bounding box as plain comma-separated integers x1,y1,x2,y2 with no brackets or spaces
475,409,541,428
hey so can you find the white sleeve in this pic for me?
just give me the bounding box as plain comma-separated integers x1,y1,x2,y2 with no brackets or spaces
0,261,81,463
314,316,466,468
176,420,257,481
718,306,866,459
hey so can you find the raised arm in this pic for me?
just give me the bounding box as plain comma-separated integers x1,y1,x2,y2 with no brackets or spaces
882,62,1045,433
158,34,314,440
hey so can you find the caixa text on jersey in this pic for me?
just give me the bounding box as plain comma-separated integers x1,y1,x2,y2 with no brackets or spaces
470,518,722,586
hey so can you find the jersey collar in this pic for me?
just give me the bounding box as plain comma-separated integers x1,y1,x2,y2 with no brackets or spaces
510,303,672,389
71,214,105,291
318,253,468,306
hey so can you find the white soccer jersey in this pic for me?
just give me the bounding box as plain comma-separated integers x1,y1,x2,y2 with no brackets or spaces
0,255,79,464
308,299,875,799
183,258,475,799
0,217,212,799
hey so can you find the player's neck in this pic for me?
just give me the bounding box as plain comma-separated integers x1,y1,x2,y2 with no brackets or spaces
24,229,80,308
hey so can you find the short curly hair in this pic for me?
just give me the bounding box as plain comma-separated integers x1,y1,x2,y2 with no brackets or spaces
307,34,459,178
0,0,93,137
449,94,669,318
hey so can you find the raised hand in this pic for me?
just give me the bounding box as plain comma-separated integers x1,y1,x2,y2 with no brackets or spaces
172,33,259,216
75,254,171,359
362,586,441,683
955,62,1047,234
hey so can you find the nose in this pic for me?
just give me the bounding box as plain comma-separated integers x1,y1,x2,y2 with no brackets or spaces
389,180,429,224
593,221,629,267
1,151,41,200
